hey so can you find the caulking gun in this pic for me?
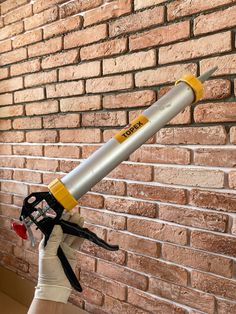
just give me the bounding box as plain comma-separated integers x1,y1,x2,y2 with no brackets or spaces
12,66,218,292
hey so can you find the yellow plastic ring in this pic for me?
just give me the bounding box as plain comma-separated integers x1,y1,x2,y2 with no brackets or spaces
175,74,203,102
48,178,78,210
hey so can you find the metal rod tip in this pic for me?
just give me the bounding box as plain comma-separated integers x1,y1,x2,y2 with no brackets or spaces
197,66,218,83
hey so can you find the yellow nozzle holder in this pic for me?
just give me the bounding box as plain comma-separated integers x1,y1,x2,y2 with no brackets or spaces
48,178,78,210
175,74,203,102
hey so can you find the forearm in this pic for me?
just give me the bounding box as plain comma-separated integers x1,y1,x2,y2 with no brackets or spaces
28,298,64,314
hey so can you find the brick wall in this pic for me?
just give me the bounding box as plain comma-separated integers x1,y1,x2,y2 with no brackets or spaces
0,0,236,313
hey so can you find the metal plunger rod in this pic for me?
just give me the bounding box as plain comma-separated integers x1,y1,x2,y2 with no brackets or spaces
48,68,218,210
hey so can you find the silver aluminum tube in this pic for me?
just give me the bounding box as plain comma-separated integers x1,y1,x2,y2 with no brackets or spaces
61,81,195,200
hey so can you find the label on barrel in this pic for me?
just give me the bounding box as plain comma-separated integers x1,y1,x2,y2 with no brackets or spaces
114,114,149,144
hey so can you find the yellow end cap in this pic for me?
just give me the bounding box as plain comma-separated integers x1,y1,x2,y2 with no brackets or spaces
176,74,203,102
48,178,78,210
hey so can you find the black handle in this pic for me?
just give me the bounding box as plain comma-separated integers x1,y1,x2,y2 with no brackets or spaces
57,245,82,292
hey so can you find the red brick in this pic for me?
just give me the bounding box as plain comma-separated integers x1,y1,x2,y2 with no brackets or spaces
14,88,45,103
128,183,187,204
130,146,191,165
148,277,215,314
230,126,236,144
128,252,188,286
191,230,236,257
13,170,42,184
92,179,126,196
163,243,233,278
0,40,12,53
194,148,236,167
33,0,68,13
64,24,107,49
0,169,12,180
79,194,103,209
0,22,24,41
82,111,127,127
28,37,62,58
1,181,28,196
103,50,156,75
0,68,9,80
217,299,236,314
80,270,126,301
4,3,32,25
60,95,101,112
86,74,133,93
43,173,63,185
127,217,187,245
59,61,100,81
109,6,164,36
167,0,234,20
0,94,13,106
108,230,160,258
0,156,25,168
1,253,28,273
159,204,227,232
0,48,27,66
0,120,11,131
109,163,153,182
59,129,101,143
105,197,156,217
59,160,80,173
46,81,84,98
76,252,96,272
80,207,126,230
13,117,42,129
229,171,236,189
128,287,187,314
26,158,58,172
13,29,42,49
80,286,103,306
103,90,156,109
60,0,103,18
42,49,79,69
81,38,127,61
44,15,82,39
156,126,227,145
1,0,29,15
154,166,224,188
44,145,80,158
159,32,231,64
26,130,58,143
97,259,148,290
191,270,236,300
0,144,12,155
190,189,236,213
84,0,132,27
130,21,189,51
13,145,43,156
0,192,12,204
10,59,41,76
25,100,59,116
194,6,236,35
81,145,100,159
134,0,166,10
194,102,236,123
203,79,231,100
25,7,58,31
24,70,57,88
0,77,23,93
135,63,197,87
0,131,24,143
0,105,24,118
200,54,236,76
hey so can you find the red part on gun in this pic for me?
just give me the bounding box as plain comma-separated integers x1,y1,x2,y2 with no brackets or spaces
12,222,28,240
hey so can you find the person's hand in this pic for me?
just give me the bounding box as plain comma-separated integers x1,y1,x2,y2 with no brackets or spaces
34,212,84,304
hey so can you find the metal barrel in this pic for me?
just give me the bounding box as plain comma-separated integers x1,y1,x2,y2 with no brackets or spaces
48,68,217,209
